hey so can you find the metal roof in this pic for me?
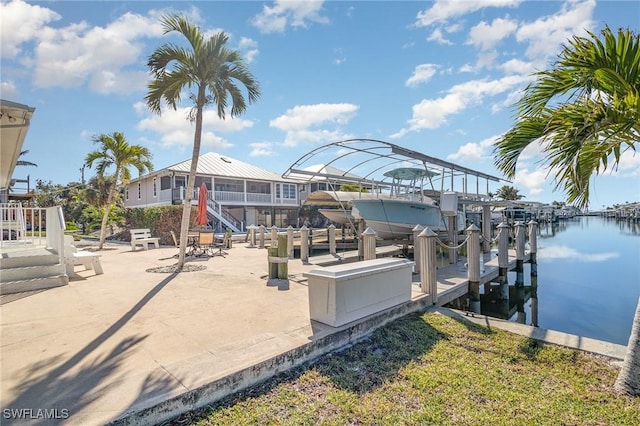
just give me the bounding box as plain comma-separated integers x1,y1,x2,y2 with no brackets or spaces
166,152,294,182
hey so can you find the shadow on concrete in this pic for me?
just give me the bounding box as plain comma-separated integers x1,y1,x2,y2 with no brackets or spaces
3,272,180,425
159,313,447,425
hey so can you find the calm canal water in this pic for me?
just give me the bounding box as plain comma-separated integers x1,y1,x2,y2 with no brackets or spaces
503,216,640,345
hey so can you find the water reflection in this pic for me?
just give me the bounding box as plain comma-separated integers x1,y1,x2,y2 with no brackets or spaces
480,282,537,326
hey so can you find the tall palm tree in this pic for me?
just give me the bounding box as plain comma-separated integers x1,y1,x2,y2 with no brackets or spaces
494,27,639,209
145,14,260,269
494,26,640,396
85,132,153,250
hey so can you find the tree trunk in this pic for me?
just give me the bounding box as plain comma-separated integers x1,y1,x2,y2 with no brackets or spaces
176,93,205,269
98,174,118,251
615,297,640,396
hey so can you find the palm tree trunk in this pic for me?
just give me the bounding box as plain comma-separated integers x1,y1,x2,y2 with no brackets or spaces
615,297,640,396
98,183,117,251
176,91,205,269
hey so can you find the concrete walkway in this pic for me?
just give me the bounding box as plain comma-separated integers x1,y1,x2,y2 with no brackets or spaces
0,240,627,425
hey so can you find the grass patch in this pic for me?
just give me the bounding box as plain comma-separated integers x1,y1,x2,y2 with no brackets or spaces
165,312,638,425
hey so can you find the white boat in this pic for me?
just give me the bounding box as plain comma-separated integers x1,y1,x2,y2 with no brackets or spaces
350,167,460,239
317,208,355,225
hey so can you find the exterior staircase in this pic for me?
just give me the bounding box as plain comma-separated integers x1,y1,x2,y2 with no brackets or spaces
207,198,243,232
0,247,68,295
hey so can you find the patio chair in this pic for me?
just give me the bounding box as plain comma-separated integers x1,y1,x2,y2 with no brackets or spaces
170,230,179,248
197,232,216,257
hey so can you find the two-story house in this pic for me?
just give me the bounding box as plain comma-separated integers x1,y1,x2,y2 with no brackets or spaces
124,152,300,232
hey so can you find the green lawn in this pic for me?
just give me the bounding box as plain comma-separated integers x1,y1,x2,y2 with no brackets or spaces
167,312,639,426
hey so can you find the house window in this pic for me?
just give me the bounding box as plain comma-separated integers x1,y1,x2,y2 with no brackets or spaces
277,183,296,199
137,183,141,200
246,180,271,194
153,178,157,197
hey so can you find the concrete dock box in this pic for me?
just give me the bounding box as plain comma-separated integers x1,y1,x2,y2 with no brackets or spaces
304,258,414,327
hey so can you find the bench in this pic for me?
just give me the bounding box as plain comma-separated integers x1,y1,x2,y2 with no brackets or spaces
130,228,160,251
64,235,103,276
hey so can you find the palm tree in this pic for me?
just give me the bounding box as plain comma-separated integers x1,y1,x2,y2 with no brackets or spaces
494,26,640,396
495,185,524,201
145,14,260,269
85,132,153,250
493,27,639,209
16,150,37,167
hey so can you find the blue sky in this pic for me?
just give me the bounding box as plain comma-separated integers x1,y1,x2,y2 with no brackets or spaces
1,0,638,208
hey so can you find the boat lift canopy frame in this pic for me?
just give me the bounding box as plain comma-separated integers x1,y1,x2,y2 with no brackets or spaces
282,139,508,203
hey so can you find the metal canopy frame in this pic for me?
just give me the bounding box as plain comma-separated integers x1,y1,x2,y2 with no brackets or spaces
282,139,507,201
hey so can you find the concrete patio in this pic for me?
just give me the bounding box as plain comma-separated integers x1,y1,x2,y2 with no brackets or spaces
0,239,627,425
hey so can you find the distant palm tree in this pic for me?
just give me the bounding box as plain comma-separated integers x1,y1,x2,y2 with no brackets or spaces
145,14,260,269
494,27,639,209
494,26,640,395
85,132,153,250
16,150,37,167
495,185,524,201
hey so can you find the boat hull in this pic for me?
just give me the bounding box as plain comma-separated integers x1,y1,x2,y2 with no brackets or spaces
351,198,447,238
318,208,354,225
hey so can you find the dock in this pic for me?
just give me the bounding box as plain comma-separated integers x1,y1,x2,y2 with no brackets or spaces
309,246,528,308
307,244,404,266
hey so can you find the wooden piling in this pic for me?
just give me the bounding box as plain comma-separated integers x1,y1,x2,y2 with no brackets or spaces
448,215,458,264
300,225,309,262
357,220,365,260
497,222,510,302
267,247,278,279
328,224,336,255
363,227,377,260
412,224,424,274
271,225,278,246
418,227,437,303
528,220,539,326
466,224,481,313
278,233,288,278
514,221,526,323
287,226,294,259
258,225,265,249
482,204,491,253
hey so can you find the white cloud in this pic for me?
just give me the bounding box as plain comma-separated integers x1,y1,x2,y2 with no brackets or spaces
0,80,18,99
538,245,619,262
598,148,640,177
238,37,259,64
415,0,522,27
513,162,549,196
500,58,536,75
393,74,530,136
427,28,453,45
516,0,595,60
136,105,253,150
0,0,61,58
406,64,438,87
251,0,330,34
32,11,165,93
468,17,518,51
249,142,275,157
269,103,358,147
447,135,498,162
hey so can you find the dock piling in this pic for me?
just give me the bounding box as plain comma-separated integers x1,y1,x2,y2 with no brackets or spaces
466,224,481,313
300,225,309,262
412,224,424,274
418,227,437,304
328,224,336,255
363,227,377,261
